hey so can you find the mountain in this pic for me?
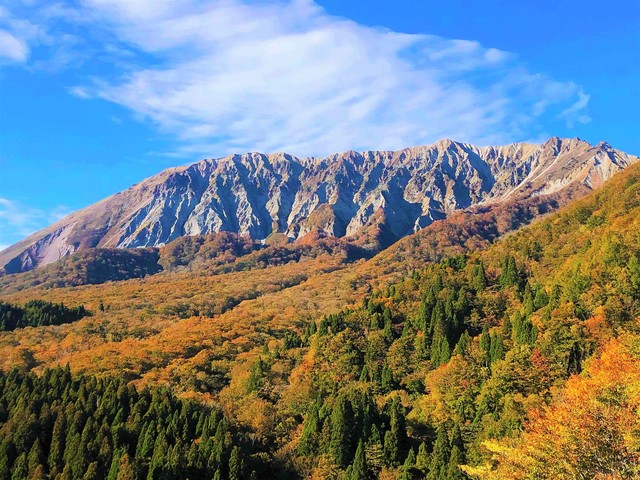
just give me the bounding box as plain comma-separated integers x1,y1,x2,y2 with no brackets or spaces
1,137,637,274
0,146,638,480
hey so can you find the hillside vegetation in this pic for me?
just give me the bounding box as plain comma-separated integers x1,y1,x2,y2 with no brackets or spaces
0,162,638,479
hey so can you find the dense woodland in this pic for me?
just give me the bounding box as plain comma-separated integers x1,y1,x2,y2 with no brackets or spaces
0,163,639,478
0,368,251,479
0,249,162,291
0,300,88,332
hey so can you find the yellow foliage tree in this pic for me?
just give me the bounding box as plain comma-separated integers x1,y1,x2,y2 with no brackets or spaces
464,335,640,479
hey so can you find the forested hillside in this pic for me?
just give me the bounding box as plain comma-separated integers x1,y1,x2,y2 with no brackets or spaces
0,300,88,332
0,249,162,292
0,368,253,479
0,163,638,479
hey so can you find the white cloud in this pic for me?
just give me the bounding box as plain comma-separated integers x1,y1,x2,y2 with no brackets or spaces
0,197,45,241
5,0,591,157
0,29,29,62
66,0,589,156
0,198,70,247
559,90,591,127
0,245,8,253
68,85,91,99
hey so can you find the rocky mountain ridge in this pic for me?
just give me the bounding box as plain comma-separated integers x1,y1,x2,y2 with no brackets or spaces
1,137,637,273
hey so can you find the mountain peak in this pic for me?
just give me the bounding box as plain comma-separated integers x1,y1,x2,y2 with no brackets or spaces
1,138,637,274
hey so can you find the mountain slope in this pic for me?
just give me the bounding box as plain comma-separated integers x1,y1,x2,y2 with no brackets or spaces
1,137,637,273
0,143,638,479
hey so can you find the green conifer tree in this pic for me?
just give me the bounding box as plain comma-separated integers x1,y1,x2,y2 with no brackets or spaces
501,316,512,339
480,325,491,365
228,446,241,480
447,446,465,480
11,453,28,480
416,441,429,472
27,439,46,475
472,262,487,291
383,400,407,466
401,448,416,480
83,462,100,480
428,425,450,480
349,440,368,480
297,402,320,455
489,333,505,363
454,331,470,356
329,396,353,467
107,449,121,480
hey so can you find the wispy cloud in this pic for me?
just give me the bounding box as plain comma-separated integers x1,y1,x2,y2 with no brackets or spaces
0,197,70,246
559,90,591,128
0,29,29,62
5,0,591,157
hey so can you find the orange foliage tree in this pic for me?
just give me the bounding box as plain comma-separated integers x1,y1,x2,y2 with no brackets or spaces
466,335,640,479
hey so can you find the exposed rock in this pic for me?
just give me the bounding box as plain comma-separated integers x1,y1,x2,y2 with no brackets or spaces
1,137,637,273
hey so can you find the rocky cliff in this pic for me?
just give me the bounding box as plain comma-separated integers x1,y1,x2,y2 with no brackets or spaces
1,137,637,273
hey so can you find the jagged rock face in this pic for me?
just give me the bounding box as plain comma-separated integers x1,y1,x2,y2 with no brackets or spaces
1,137,637,273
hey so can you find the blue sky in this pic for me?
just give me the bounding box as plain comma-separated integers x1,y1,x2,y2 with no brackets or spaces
0,0,639,249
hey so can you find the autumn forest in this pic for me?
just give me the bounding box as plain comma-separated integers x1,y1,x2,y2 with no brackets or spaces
0,162,639,480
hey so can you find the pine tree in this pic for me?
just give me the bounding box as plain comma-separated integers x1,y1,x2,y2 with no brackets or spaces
228,446,241,480
416,442,429,472
369,314,381,331
349,440,367,480
364,426,384,473
115,454,135,480
472,262,487,291
247,359,267,392
383,430,397,467
148,431,169,480
489,333,505,363
383,317,394,343
414,332,429,361
83,462,100,480
49,412,66,477
297,402,320,455
430,317,449,366
567,341,583,376
501,316,512,339
534,285,549,309
381,365,394,392
439,337,451,365
428,425,450,480
514,315,537,345
359,364,370,383
480,325,491,365
499,256,519,288
383,400,407,466
0,438,13,478
27,439,46,476
330,396,353,467
107,450,121,480
11,453,28,480
27,464,47,480
447,446,465,480
523,283,535,317
450,423,464,458
454,331,470,356
629,255,640,296
98,435,113,473
401,448,416,480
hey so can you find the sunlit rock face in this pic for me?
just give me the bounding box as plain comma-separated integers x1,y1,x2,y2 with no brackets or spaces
2,137,637,273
